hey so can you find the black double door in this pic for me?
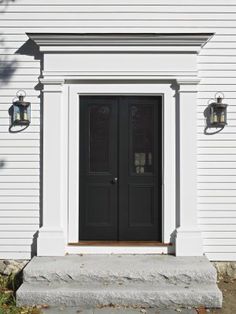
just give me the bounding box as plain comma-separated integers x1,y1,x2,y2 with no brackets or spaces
79,96,162,241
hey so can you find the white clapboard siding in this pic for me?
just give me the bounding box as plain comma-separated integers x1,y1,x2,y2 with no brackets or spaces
0,231,36,238
0,203,39,210
203,239,236,246
0,190,39,196
0,183,39,189
0,127,40,134
0,196,39,203
0,211,39,217
0,239,33,245
0,252,31,259
199,211,236,218
1,0,236,260
200,225,236,232
0,217,39,224
202,231,236,238
2,28,236,35
198,169,236,175
0,246,32,252
0,225,39,231
198,203,236,211
0,134,40,140
198,189,236,196
3,5,236,14
198,197,236,203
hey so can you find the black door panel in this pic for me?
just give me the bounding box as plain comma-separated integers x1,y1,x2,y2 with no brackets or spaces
79,96,162,241
79,97,118,240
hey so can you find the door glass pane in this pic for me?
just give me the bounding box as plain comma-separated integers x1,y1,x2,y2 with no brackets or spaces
89,105,110,172
130,104,154,174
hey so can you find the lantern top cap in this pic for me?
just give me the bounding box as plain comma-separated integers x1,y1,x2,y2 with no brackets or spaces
209,92,228,108
16,89,26,98
14,90,31,106
215,92,225,102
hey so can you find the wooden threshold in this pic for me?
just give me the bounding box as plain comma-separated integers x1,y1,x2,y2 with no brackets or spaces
68,241,172,247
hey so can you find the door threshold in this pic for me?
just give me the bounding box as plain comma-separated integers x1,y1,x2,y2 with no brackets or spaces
68,241,172,247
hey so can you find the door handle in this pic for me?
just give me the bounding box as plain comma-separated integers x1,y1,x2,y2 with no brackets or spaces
111,177,118,184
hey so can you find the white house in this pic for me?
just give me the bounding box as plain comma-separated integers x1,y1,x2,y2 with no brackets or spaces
0,0,236,262
3,0,236,309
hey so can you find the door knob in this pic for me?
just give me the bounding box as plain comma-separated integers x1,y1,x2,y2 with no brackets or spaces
111,177,118,184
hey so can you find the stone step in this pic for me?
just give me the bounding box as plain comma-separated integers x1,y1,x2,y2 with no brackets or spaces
22,255,217,286
17,282,222,309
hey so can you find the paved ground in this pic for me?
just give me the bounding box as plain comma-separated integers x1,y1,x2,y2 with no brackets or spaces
42,307,197,314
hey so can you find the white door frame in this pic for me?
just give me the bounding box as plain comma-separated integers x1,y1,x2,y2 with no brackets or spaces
67,83,175,254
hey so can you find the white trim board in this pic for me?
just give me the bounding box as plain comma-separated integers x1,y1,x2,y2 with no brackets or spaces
68,83,176,249
66,245,170,255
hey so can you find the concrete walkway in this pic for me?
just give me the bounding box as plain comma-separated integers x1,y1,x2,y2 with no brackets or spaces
42,307,197,314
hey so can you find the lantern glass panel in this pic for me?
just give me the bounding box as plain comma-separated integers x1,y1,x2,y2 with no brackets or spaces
22,105,31,123
220,108,226,123
216,107,222,124
210,106,214,124
13,104,20,123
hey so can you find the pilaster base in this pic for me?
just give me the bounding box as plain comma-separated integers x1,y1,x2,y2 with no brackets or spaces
37,227,65,256
175,227,203,256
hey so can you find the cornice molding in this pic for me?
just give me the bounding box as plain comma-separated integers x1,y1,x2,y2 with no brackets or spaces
40,71,199,83
28,33,213,52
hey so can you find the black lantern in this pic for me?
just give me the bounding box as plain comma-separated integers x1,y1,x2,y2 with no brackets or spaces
12,90,31,126
209,94,228,128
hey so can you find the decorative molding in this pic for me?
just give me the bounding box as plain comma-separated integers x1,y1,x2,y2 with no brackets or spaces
40,78,65,92
28,33,213,47
40,46,204,53
42,71,199,81
28,33,213,53
177,78,201,92
176,78,201,85
41,73,200,84
40,78,65,85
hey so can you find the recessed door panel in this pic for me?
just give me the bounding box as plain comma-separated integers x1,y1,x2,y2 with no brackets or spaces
79,96,162,241
128,185,154,227
79,97,118,240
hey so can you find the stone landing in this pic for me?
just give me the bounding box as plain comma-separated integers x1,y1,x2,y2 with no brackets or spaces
16,255,222,309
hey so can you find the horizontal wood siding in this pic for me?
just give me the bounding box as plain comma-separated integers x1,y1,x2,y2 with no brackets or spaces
0,0,236,260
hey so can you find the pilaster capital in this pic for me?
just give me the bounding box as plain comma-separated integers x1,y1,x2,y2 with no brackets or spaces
176,78,201,93
40,78,65,93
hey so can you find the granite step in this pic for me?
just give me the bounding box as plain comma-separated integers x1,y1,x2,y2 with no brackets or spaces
17,281,222,309
17,254,222,309
22,255,218,286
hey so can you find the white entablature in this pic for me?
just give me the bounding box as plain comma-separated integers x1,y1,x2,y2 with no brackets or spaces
29,33,212,82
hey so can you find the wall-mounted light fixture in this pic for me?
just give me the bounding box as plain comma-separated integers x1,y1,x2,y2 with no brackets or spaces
209,93,228,128
11,90,31,128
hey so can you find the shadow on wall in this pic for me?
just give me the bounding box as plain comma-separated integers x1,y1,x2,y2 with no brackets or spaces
14,17,43,240
0,0,17,169
0,0,17,85
0,0,14,10
0,0,39,257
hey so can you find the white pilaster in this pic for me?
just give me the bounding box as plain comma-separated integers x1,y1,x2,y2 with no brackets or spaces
175,79,203,256
37,79,66,256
